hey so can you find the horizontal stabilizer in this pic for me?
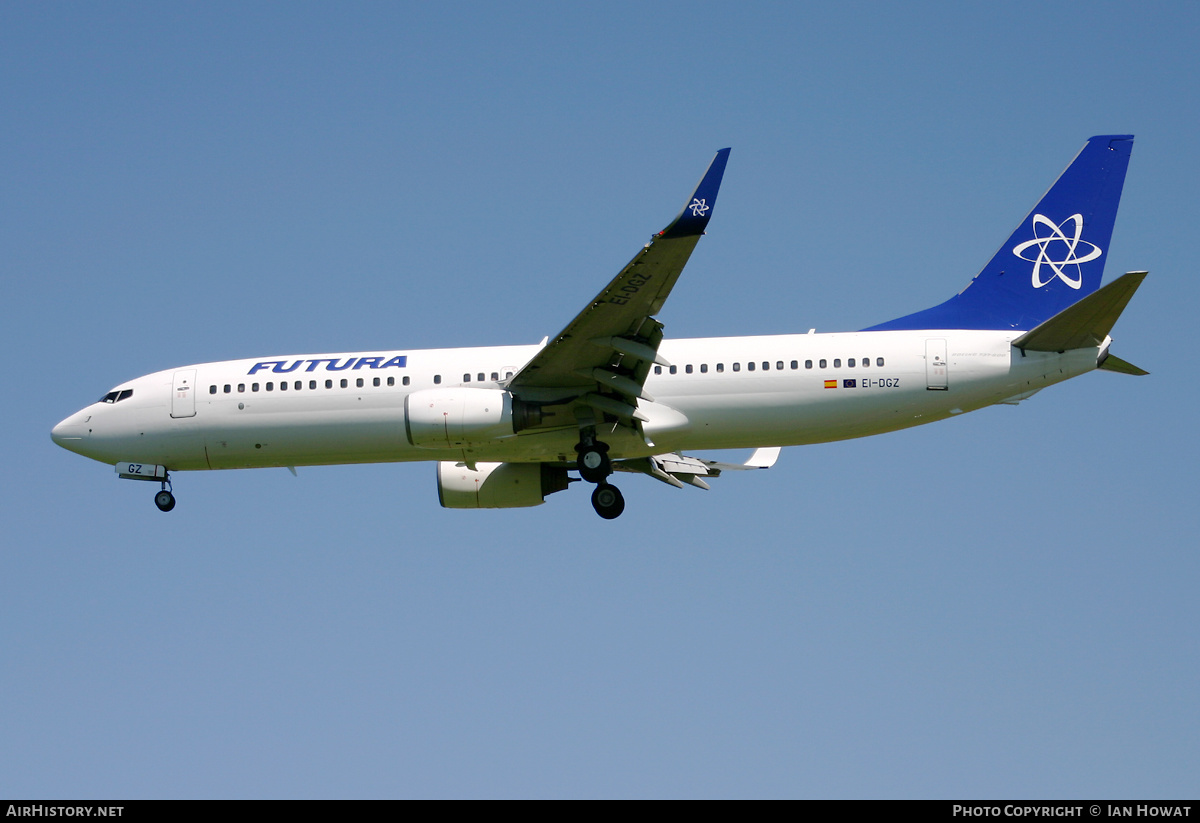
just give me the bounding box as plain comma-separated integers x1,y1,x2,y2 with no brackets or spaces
614,446,779,491
1012,271,1147,352
1098,354,1149,376
743,446,781,468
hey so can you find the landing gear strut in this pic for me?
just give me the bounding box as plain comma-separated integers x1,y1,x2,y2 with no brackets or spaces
577,433,623,519
154,476,175,512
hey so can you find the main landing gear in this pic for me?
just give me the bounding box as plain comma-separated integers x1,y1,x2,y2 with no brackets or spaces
576,436,624,519
590,482,625,520
576,439,611,483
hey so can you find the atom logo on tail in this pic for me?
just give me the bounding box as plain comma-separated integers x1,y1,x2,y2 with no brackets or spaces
1012,213,1103,290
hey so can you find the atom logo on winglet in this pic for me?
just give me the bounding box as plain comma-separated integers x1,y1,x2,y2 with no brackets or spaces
689,198,710,218
1011,213,1103,290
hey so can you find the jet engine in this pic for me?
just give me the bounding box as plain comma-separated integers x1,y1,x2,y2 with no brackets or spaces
437,461,571,509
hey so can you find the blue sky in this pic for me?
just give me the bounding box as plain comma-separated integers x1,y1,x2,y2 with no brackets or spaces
4,1,1198,798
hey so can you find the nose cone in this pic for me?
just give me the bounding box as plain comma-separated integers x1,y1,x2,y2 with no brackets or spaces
51,411,89,455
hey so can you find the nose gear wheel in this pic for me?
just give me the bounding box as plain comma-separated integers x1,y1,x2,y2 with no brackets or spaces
154,474,175,512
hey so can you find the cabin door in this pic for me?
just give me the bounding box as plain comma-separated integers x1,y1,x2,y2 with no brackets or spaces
170,369,197,418
925,339,948,390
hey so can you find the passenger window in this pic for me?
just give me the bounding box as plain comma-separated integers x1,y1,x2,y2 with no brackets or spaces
403,376,411,386
325,379,333,389
655,366,662,375
805,360,812,369
340,379,348,388
848,359,856,368
700,364,708,373
877,357,885,367
224,385,232,394
238,384,246,393
491,372,498,381
295,381,301,390
373,377,380,386
463,373,471,383
356,378,364,388
747,362,755,371
716,363,724,373
279,381,287,391
819,359,827,369
833,359,841,368
790,361,798,370
252,383,260,392
861,358,869,368
209,385,217,394
669,365,677,375
477,373,485,382
777,361,784,370
685,365,693,374
434,375,441,385
762,361,770,370
266,382,274,391
733,363,741,372
309,380,316,389
505,372,513,379
387,377,395,386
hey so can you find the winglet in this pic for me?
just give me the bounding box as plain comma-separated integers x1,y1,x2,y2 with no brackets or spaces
658,148,731,239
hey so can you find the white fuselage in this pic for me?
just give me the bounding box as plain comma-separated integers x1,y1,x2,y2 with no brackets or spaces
51,328,1101,472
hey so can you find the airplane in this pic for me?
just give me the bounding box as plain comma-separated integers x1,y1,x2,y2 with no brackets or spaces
51,136,1146,519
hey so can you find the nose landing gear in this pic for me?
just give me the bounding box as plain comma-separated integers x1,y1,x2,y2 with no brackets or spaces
152,475,175,513
154,489,176,512
154,475,175,512
115,462,177,512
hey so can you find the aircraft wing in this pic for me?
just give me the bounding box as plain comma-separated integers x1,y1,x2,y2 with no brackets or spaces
508,149,730,422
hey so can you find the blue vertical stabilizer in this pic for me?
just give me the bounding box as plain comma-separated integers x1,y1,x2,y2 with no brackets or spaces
866,135,1133,332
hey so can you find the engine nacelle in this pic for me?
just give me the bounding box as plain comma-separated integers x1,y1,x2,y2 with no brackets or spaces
437,461,571,509
405,388,515,448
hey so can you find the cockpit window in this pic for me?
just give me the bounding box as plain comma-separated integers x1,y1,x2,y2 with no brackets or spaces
99,389,134,404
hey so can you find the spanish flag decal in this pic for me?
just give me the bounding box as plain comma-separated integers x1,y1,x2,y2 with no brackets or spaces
824,380,838,389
